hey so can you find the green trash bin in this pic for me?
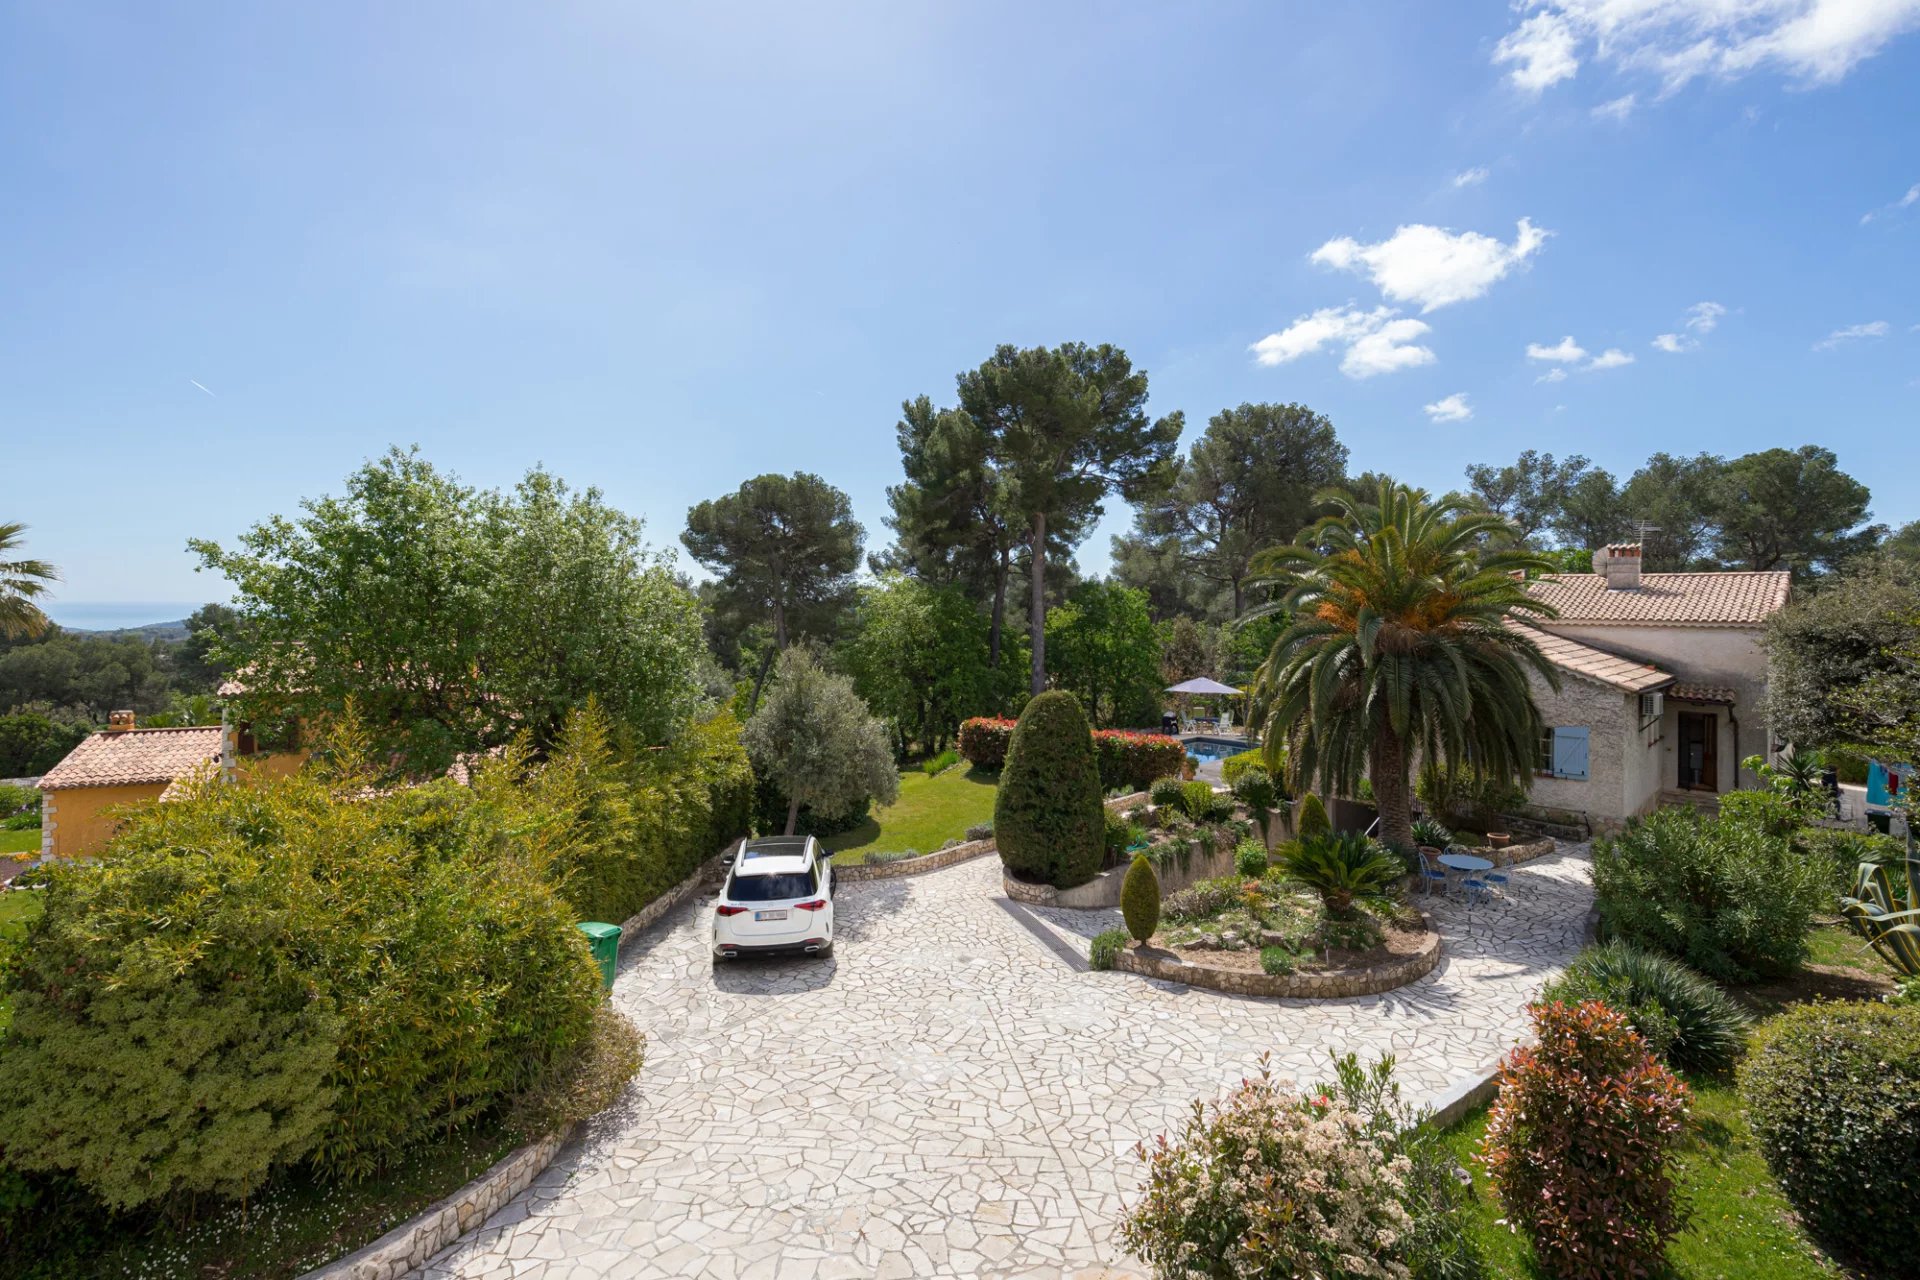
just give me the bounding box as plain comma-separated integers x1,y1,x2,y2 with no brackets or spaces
577,921,622,993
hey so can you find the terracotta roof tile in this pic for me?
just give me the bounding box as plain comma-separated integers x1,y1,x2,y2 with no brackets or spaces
1525,571,1790,626
1510,621,1674,694
40,727,223,790
1669,682,1737,704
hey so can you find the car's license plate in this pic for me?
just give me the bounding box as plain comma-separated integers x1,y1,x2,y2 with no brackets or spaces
754,910,787,922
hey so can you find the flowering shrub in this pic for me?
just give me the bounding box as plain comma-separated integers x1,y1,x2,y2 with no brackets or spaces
1483,1000,1692,1280
1121,1056,1413,1280
959,716,1183,791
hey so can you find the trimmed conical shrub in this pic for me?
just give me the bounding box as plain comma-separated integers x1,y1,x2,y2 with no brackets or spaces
1297,793,1332,839
995,690,1104,889
1121,854,1161,943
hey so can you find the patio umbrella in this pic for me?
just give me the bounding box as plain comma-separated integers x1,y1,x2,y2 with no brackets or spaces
1164,677,1244,733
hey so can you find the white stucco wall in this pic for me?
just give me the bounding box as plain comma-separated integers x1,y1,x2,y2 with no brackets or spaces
1523,669,1657,827
1538,623,1769,791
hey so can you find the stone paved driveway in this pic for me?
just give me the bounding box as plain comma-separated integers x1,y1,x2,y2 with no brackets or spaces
424,846,1592,1280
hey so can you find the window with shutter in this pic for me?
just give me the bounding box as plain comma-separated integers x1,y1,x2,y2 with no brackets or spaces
1551,726,1590,781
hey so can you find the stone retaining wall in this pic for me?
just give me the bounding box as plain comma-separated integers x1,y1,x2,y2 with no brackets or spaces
837,838,993,882
1455,836,1556,868
298,1124,575,1280
1112,922,1442,999
617,839,743,936
1007,834,1239,909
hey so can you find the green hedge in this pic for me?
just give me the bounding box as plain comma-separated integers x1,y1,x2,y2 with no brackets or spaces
960,716,1183,791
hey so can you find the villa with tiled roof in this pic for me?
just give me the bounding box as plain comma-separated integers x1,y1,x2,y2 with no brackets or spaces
35,714,226,858
1517,544,1791,831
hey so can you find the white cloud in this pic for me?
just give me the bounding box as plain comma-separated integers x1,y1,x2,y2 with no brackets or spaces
1862,180,1920,223
1592,93,1639,120
1814,320,1891,349
1536,367,1569,384
1452,167,1490,188
1653,300,1727,352
1587,348,1636,369
1495,1,1920,96
1527,335,1588,363
1311,218,1550,312
1494,11,1582,92
1250,305,1436,379
1424,393,1474,422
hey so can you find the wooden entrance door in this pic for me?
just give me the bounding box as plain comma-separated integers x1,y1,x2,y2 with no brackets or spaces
1678,712,1718,792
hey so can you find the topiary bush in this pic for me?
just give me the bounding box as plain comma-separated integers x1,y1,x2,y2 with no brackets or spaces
1148,776,1186,810
1739,1001,1920,1276
1234,838,1269,877
1089,927,1129,971
1540,941,1751,1074
994,691,1104,890
1122,855,1162,943
1296,792,1331,839
1483,1000,1692,1280
1593,806,1828,980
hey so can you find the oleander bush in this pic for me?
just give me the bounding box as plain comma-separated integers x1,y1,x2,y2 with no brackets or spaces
1540,942,1751,1074
1089,927,1129,971
1592,806,1827,980
1119,1055,1414,1280
1121,855,1161,943
1739,1001,1920,1276
994,692,1104,890
1793,825,1904,891
1483,1000,1692,1280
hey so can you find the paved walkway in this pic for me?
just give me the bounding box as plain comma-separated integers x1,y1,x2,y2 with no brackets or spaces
423,845,1592,1280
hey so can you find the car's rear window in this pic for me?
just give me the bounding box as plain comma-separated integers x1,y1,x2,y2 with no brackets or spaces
728,868,815,901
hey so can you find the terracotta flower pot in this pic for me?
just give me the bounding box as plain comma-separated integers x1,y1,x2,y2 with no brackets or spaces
1487,832,1512,849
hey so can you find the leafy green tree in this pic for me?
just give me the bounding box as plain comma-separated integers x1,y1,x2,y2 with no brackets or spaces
0,521,58,641
0,630,172,720
1552,467,1633,552
1837,610,1920,767
1248,479,1556,851
1463,451,1591,544
994,690,1104,888
842,574,999,753
1706,446,1880,580
1110,530,1226,621
0,712,88,775
1884,519,1920,566
1124,403,1347,617
1619,452,1726,570
1046,581,1161,727
192,448,706,775
1763,559,1920,750
682,471,864,655
174,602,244,691
1157,615,1223,687
956,343,1181,695
743,648,899,835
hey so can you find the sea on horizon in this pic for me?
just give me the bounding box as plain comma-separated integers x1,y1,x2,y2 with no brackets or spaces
40,602,210,632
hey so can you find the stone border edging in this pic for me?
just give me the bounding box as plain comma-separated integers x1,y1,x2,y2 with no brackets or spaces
297,1123,576,1280
1425,1063,1503,1130
836,837,993,882
1111,921,1442,999
618,841,744,937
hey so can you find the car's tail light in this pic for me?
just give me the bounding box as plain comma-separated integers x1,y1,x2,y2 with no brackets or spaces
794,899,827,912
716,905,750,917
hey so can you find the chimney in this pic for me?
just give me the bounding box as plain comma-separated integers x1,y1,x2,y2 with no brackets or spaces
1591,543,1642,590
107,709,136,733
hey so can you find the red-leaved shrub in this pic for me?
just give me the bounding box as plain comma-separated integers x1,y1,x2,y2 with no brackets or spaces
1482,1000,1692,1280
958,717,1017,769
960,716,1183,792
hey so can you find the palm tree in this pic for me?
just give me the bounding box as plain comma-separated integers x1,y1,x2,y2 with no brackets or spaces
0,522,59,640
1244,479,1557,851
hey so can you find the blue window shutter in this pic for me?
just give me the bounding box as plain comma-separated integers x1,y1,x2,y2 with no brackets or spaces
1553,727,1589,780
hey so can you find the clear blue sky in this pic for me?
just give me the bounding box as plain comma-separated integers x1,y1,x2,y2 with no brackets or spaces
6,2,1917,626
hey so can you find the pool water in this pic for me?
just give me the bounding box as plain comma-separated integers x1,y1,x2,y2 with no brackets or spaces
1185,737,1247,764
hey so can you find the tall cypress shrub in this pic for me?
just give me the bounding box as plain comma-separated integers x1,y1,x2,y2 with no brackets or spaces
995,690,1104,888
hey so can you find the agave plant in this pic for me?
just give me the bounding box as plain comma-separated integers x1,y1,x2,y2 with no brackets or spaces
1276,832,1404,918
1409,816,1455,850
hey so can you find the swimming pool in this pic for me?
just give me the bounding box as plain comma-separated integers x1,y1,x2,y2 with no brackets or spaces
1185,737,1248,764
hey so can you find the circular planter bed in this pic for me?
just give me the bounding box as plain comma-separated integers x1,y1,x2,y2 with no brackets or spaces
1111,916,1441,998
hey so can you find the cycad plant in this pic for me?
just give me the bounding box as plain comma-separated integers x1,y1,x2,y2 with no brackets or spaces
1245,479,1558,851
1276,832,1404,918
0,521,59,640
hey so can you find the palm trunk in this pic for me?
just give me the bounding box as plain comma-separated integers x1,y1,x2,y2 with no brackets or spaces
1370,729,1416,852
1029,511,1047,697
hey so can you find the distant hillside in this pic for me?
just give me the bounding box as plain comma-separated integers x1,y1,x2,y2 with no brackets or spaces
61,619,191,641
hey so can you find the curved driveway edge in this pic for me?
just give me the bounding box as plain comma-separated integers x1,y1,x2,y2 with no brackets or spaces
422,844,1592,1280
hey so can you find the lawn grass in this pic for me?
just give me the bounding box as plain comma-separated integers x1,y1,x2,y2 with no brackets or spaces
0,887,45,1035
819,765,998,864
0,826,40,854
1439,1078,1845,1280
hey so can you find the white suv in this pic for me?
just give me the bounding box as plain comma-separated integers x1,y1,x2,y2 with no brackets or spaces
712,836,835,960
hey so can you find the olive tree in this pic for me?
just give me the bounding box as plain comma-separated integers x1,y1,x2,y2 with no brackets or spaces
743,649,899,836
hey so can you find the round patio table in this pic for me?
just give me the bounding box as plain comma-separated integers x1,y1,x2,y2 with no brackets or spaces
1437,853,1493,873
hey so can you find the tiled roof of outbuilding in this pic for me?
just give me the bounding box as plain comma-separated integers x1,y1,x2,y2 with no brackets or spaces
1510,622,1674,694
1525,571,1790,626
39,727,223,790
